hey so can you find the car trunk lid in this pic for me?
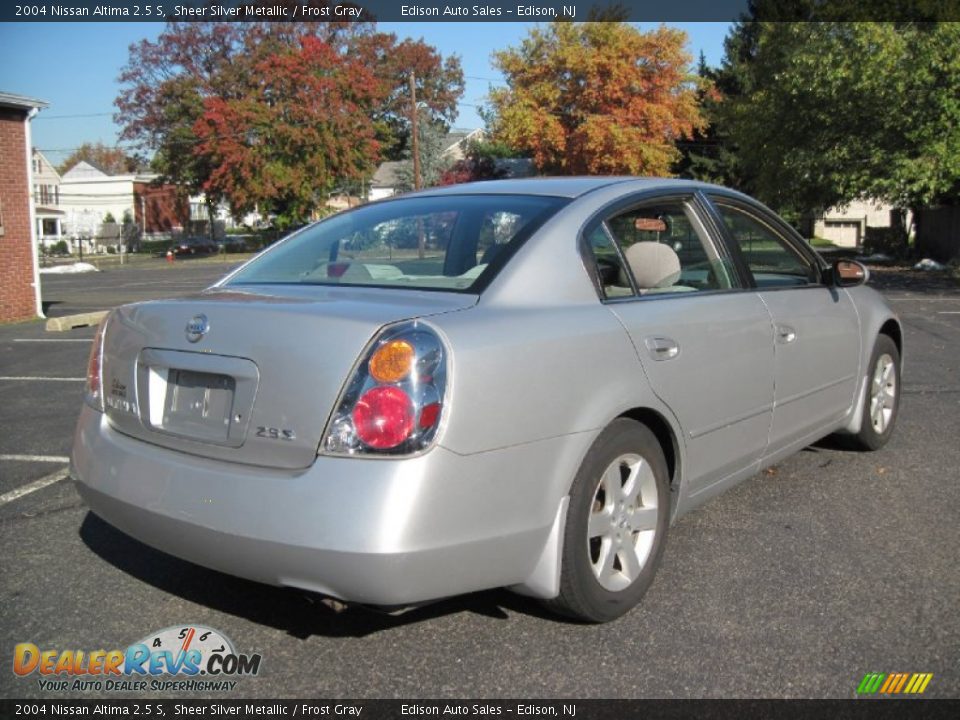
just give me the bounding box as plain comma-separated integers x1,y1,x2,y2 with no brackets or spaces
100,285,475,469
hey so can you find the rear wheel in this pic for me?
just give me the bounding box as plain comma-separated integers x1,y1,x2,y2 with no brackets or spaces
547,419,670,623
849,334,901,451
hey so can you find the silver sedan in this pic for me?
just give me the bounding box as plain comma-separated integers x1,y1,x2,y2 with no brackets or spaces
71,178,902,622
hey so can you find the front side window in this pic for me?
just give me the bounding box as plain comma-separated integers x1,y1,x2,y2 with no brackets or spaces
226,195,567,293
589,199,736,297
711,201,821,288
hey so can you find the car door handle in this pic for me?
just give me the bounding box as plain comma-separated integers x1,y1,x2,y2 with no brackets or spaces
776,325,797,344
644,336,680,361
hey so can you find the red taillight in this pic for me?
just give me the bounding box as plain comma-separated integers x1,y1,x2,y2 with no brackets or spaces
352,385,415,449
84,316,108,411
418,402,441,431
324,321,447,456
86,344,101,396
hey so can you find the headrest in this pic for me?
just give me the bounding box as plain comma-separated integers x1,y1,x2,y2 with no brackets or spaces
624,241,681,289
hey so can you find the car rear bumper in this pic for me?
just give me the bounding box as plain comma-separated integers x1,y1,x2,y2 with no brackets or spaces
71,405,582,605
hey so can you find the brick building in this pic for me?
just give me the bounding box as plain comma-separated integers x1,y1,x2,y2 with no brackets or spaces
0,91,47,323
133,180,188,235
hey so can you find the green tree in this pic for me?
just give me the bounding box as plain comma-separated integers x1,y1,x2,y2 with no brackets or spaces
726,22,960,237
673,52,743,188
394,120,451,191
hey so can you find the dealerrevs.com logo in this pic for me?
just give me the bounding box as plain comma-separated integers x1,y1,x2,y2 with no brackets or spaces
13,625,262,693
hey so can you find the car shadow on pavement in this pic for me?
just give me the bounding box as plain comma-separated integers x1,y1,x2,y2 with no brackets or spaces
867,266,960,295
78,512,557,638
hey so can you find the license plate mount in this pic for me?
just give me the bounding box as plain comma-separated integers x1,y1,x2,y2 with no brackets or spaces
160,369,236,443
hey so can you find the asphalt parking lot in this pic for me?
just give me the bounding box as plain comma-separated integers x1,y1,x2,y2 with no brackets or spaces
1,260,958,700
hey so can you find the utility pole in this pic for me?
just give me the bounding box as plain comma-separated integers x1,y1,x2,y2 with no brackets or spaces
409,70,425,260
409,71,422,191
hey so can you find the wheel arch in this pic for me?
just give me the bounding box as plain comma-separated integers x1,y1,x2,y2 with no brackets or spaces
511,404,683,602
837,312,904,436
879,318,903,359
616,406,681,493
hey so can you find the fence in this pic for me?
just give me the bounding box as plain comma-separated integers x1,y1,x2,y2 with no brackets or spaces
916,206,960,262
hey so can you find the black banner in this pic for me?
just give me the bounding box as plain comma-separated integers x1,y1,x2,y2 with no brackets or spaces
5,0,960,23
2,699,960,719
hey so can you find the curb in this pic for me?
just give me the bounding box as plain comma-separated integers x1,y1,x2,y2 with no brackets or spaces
45,311,108,332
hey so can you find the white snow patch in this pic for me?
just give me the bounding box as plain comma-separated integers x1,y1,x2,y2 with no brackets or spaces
39,262,99,274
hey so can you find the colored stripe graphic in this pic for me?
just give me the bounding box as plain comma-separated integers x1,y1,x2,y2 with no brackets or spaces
858,672,933,695
857,673,886,694
879,674,897,693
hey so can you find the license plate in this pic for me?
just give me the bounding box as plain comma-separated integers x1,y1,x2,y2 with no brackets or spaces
161,369,236,442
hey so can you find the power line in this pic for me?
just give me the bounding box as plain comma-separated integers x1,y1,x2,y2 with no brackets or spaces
463,75,505,83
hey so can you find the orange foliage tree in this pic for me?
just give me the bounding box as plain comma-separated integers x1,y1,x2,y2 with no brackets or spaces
195,35,383,225
488,22,705,176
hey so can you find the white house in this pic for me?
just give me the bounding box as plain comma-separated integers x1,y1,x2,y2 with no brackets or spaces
59,161,147,251
31,149,65,248
189,192,262,234
368,129,486,200
814,199,910,249
59,161,215,250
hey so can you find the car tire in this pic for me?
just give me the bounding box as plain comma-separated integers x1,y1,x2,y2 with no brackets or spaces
546,418,670,623
848,334,901,451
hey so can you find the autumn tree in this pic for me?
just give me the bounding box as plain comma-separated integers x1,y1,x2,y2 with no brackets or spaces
195,35,383,226
115,19,463,225
116,22,251,225
351,33,464,160
58,142,140,176
487,22,705,176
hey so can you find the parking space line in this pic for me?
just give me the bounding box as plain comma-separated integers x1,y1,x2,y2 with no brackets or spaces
0,454,70,463
0,468,70,506
0,376,85,382
937,311,960,315
13,339,91,343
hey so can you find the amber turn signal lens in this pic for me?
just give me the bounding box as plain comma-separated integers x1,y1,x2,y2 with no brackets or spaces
369,339,415,383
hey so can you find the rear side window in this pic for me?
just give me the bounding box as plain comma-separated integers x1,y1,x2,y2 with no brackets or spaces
226,195,567,293
587,199,737,298
586,225,633,298
711,202,821,287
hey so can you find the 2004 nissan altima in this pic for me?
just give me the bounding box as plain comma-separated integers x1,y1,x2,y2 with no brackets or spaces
71,178,902,622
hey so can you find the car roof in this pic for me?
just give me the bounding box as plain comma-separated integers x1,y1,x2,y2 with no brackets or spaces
408,176,733,200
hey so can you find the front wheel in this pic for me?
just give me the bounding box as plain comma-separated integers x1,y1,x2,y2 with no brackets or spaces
849,334,901,451
546,419,670,623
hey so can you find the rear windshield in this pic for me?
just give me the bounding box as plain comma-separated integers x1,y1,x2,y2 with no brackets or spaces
225,194,568,293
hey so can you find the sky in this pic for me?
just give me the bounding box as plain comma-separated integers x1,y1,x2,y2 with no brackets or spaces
0,21,731,168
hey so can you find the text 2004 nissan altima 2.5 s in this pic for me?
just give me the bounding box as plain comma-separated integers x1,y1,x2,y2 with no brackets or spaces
71,178,902,622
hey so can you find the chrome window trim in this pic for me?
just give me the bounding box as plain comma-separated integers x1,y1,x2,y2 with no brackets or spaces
579,187,748,305
702,193,830,290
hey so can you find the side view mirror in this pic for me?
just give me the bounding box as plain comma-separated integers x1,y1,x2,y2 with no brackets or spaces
832,259,869,287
